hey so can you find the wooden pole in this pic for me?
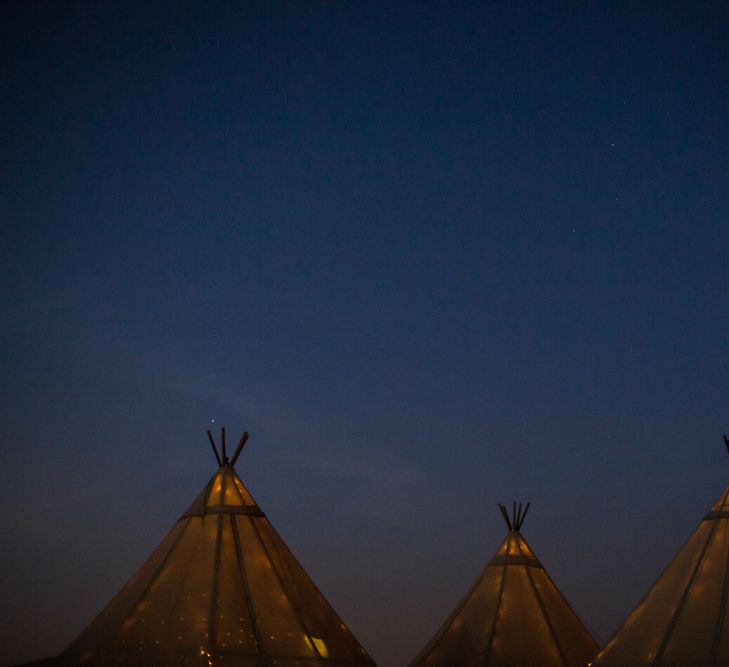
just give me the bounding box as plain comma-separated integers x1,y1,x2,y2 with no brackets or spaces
724,435,729,454
520,502,530,529
230,432,249,466
207,430,222,467
499,503,512,531
221,427,228,463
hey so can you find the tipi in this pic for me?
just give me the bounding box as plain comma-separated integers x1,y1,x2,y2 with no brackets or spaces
23,430,376,666
408,502,599,667
593,439,729,667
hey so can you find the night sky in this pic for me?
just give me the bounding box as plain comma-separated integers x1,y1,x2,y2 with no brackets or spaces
1,2,728,666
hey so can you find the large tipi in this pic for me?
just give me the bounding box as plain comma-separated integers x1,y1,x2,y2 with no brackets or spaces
594,441,729,667
23,430,376,666
408,502,599,667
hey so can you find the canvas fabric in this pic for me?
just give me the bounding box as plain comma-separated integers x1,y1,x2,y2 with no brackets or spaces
408,529,598,667
41,465,374,666
594,484,729,667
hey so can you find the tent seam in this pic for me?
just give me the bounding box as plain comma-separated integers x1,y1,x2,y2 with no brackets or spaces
653,516,720,664
482,540,510,666
207,512,224,653
249,519,324,661
710,519,729,661
93,519,193,657
229,513,266,665
519,536,571,667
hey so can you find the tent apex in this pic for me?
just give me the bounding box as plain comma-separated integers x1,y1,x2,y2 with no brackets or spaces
499,501,530,532
206,428,249,467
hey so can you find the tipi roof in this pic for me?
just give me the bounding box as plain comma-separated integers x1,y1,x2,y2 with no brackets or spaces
594,476,729,667
408,502,599,667
27,430,376,666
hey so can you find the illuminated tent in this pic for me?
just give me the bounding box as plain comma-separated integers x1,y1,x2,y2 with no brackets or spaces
23,430,376,666
594,477,729,666
408,502,599,667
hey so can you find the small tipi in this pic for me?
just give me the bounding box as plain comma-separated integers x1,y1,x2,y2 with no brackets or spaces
408,502,599,667
593,437,729,667
24,430,376,666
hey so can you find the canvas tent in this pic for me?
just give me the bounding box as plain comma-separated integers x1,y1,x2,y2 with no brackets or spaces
593,478,729,666
22,430,376,666
408,502,599,667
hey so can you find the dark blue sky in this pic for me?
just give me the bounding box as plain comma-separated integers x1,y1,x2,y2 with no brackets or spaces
1,2,728,665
